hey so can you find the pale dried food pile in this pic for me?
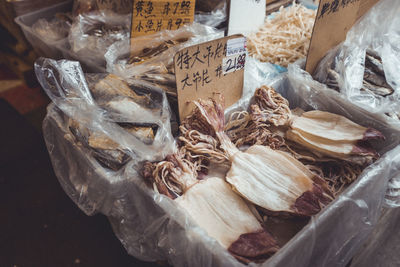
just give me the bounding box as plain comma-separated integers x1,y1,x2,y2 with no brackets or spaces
247,2,316,67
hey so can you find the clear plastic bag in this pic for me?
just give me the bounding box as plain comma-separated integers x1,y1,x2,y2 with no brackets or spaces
313,0,400,117
72,0,132,16
35,58,176,215
32,13,72,42
37,55,400,266
105,23,224,93
68,10,130,68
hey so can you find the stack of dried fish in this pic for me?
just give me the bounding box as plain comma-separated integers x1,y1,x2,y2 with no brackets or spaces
323,49,400,120
326,50,394,98
68,74,159,171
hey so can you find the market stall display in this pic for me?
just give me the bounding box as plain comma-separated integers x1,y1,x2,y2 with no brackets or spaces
15,0,400,265
35,54,400,266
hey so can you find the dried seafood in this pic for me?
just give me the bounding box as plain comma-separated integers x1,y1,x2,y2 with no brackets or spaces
142,155,280,263
247,2,316,67
182,98,333,216
66,74,163,171
252,86,384,165
225,85,384,194
325,51,395,97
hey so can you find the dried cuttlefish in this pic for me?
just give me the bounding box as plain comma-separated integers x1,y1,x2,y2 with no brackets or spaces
142,155,279,263
186,98,333,216
252,86,385,165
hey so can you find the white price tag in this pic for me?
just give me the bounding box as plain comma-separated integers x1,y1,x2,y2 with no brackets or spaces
223,53,246,74
226,37,247,57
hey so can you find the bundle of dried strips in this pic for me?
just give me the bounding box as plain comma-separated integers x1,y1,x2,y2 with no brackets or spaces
247,2,316,67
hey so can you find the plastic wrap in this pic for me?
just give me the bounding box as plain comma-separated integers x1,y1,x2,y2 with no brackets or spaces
36,58,176,215
72,0,132,16
69,10,130,68
105,23,223,89
289,62,400,209
32,13,71,42
38,55,400,266
8,0,65,16
313,0,400,117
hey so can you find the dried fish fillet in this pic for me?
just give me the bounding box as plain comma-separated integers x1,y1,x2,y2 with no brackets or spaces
362,80,394,97
92,74,150,104
88,126,154,150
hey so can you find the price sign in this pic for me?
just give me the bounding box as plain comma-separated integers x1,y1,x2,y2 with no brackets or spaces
174,35,247,119
306,0,380,74
131,0,195,38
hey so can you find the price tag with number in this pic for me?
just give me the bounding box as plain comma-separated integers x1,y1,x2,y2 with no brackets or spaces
174,35,247,119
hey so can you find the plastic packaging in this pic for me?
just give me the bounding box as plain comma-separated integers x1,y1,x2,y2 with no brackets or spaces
32,14,71,42
35,58,176,214
37,55,400,266
14,0,72,59
313,0,400,117
8,0,65,16
72,0,132,16
68,10,130,69
105,23,224,91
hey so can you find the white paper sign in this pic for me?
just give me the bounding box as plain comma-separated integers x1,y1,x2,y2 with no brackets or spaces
228,0,266,36
226,37,247,56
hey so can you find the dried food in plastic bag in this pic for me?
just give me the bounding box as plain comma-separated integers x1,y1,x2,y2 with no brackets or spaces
38,53,400,266
69,10,130,67
105,23,223,97
72,0,132,16
313,0,400,118
35,58,175,164
32,13,72,42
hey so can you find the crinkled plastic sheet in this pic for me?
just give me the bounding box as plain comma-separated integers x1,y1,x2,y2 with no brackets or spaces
39,55,400,266
32,15,71,42
313,0,400,115
36,58,176,215
72,0,132,16
69,10,130,68
105,23,224,82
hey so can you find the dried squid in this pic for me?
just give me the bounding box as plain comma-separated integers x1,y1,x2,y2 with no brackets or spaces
251,86,385,165
182,98,333,216
142,154,279,263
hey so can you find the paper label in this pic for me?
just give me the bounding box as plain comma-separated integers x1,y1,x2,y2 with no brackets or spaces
305,0,380,74
228,0,266,36
222,53,246,74
174,35,246,120
130,0,195,38
226,37,247,56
